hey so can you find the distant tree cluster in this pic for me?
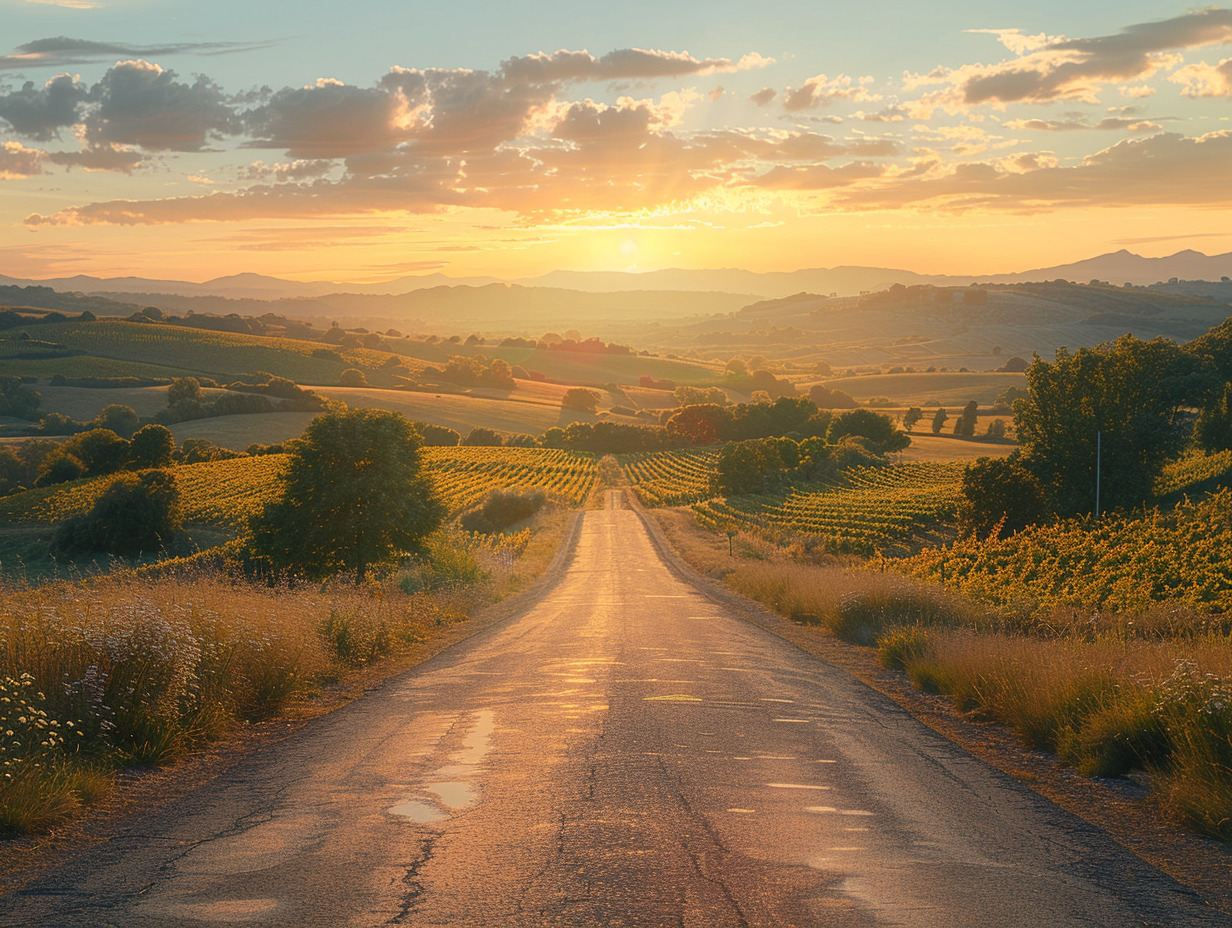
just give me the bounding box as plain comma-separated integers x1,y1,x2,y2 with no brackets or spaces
157,376,328,424
435,355,516,389
807,384,858,409
674,386,729,406
711,434,890,496
665,397,908,454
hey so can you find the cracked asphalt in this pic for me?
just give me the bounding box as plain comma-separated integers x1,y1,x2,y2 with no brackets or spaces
4,491,1227,927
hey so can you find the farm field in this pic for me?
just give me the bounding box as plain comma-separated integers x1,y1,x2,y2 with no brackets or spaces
813,371,1027,405
898,433,1015,463
2,320,411,385
485,346,722,386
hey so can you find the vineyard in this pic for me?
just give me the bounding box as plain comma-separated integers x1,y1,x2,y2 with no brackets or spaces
1155,447,1232,497
620,449,718,506
0,447,597,535
899,488,1232,617
424,447,597,513
691,462,963,552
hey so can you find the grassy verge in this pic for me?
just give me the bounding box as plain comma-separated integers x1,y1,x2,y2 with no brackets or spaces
647,505,1232,845
0,513,574,837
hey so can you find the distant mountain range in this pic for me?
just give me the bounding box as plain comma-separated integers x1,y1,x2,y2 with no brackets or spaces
3,249,1231,303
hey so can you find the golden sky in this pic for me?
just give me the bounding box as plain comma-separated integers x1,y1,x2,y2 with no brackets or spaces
2,3,1232,282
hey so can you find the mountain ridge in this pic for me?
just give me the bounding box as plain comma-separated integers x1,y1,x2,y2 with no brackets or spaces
4,248,1231,303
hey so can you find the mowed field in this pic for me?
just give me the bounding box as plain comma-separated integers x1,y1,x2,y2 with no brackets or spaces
898,433,1013,463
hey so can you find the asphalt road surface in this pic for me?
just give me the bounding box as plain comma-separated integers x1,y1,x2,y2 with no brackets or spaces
4,491,1226,927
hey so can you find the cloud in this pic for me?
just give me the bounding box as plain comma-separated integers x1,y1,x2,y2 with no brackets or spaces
749,87,776,106
84,60,239,151
1170,57,1232,97
25,119,898,226
909,9,1232,108
237,159,334,182
0,36,273,70
0,74,88,140
835,130,1232,211
0,140,45,178
19,1,98,8
1112,231,1232,246
243,79,409,158
1003,115,1163,132
48,144,142,172
782,74,880,111
499,48,770,84
750,161,885,190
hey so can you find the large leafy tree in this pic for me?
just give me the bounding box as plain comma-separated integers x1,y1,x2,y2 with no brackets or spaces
1015,335,1204,516
248,409,444,580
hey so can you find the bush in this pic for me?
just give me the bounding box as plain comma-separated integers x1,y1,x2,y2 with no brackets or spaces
877,626,933,671
53,470,183,557
460,488,547,534
461,426,503,446
416,423,461,446
830,585,967,645
339,368,368,387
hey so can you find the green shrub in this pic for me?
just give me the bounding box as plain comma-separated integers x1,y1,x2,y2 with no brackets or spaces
52,469,183,557
460,488,547,534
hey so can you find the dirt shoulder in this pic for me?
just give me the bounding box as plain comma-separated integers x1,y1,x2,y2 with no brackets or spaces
631,498,1232,918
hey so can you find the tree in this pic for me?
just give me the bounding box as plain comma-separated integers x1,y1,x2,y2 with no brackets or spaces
930,407,948,434
1015,335,1202,515
339,368,368,386
960,456,1049,538
561,388,601,413
128,424,176,469
827,409,910,453
1196,382,1232,452
953,400,978,437
247,409,444,581
62,429,130,477
167,376,204,409
0,376,40,420
712,439,780,495
665,404,728,444
91,404,140,438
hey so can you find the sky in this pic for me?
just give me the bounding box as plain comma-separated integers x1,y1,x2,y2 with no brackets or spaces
1,0,1231,282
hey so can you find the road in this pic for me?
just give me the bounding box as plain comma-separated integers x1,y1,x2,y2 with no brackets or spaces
4,491,1225,927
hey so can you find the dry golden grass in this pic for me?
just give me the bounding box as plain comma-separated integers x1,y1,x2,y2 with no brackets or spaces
651,504,1232,843
0,511,575,836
